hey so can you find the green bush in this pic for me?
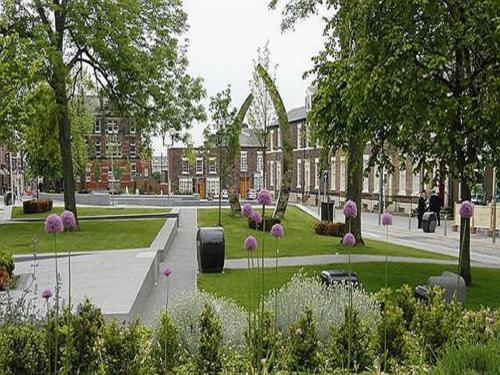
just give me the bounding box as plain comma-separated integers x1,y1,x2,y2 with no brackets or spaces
151,311,181,374
196,303,222,375
378,303,407,368
23,199,53,214
0,250,14,290
246,310,280,371
288,306,320,372
395,284,418,329
432,342,500,375
0,323,49,375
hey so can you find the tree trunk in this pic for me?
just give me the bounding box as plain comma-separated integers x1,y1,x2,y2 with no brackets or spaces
53,58,79,226
345,135,364,245
459,177,472,286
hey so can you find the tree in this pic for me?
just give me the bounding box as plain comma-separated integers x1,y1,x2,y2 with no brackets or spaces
248,42,277,189
1,0,205,226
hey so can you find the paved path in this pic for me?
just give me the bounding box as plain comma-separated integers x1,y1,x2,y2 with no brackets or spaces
141,208,198,325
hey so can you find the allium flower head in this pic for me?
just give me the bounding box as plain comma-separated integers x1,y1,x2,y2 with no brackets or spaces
251,211,262,224
342,232,356,247
257,189,272,206
45,214,64,234
61,210,77,230
295,328,303,336
343,200,358,218
460,201,474,219
244,236,258,251
270,223,284,238
242,203,253,218
382,212,393,226
42,288,53,300
163,266,172,277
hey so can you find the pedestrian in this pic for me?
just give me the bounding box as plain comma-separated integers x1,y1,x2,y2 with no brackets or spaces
417,190,427,229
429,189,442,226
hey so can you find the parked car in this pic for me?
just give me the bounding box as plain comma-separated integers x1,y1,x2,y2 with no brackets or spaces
247,189,257,200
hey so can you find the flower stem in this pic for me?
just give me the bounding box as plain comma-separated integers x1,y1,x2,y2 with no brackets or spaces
54,234,59,373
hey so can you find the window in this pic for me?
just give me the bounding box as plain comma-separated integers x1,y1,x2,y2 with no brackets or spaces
340,158,346,192
269,161,274,187
144,167,149,178
130,126,136,134
374,165,380,193
277,128,281,148
254,175,262,191
209,158,217,174
130,163,136,179
297,159,302,188
399,168,407,195
314,158,319,189
181,158,189,174
108,169,114,182
107,120,119,134
207,177,219,195
412,165,420,195
179,177,191,194
269,130,274,151
304,160,311,192
306,126,311,148
85,166,91,183
95,120,101,133
276,162,282,190
363,155,369,193
95,141,101,158
130,142,136,159
240,151,248,172
257,152,263,172
330,157,336,191
296,123,302,149
196,158,203,174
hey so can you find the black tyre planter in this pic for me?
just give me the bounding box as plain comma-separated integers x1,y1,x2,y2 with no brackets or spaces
248,216,281,232
197,227,225,273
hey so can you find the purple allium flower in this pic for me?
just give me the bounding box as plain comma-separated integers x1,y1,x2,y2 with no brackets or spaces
460,201,474,219
242,203,253,218
342,232,356,247
45,214,64,234
257,189,272,206
343,200,358,219
42,288,53,300
382,212,393,226
163,266,172,277
61,210,77,230
270,223,284,238
295,328,303,336
244,236,258,251
251,211,262,224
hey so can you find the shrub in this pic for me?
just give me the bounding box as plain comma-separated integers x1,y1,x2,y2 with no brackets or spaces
248,216,281,232
431,342,500,375
0,250,14,291
0,322,49,374
150,311,181,373
314,221,345,237
169,290,247,354
264,274,380,343
23,199,53,214
196,303,222,375
288,306,320,372
395,284,418,329
377,303,407,368
246,310,280,371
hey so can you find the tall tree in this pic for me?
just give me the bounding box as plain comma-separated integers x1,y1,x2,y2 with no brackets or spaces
0,0,205,226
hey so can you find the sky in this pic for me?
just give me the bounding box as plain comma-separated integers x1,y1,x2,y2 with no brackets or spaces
152,0,325,153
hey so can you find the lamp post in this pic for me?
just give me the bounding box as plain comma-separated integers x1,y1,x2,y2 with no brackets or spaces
216,130,225,227
493,167,497,244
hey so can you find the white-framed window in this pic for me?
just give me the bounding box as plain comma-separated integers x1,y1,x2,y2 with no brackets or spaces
130,125,136,134
179,177,191,194
269,161,274,187
181,158,189,174
107,119,119,134
296,123,302,149
240,151,248,172
95,119,101,133
340,157,346,192
363,155,369,193
196,158,203,174
257,151,263,172
306,125,311,148
374,165,380,193
130,141,136,159
399,168,407,195
276,162,282,190
254,174,262,191
107,169,114,182
144,167,149,178
207,177,220,195
297,159,302,188
209,158,217,174
330,157,336,191
85,166,91,183
269,130,274,151
95,141,101,158
314,158,319,189
304,159,311,192
412,165,420,195
130,163,136,178
277,128,281,148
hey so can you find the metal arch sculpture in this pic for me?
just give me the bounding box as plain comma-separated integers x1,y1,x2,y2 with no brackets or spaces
227,93,254,214
256,64,292,219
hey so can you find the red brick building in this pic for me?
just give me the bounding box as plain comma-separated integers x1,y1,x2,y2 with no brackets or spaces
0,145,10,193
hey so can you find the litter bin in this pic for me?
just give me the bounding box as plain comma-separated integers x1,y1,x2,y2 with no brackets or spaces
321,270,360,287
321,202,335,222
197,227,225,273
414,285,429,302
3,191,12,206
422,212,437,233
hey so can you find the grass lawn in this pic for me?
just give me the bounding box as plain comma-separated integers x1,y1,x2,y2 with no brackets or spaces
12,206,170,219
197,207,453,260
0,219,165,254
198,263,500,310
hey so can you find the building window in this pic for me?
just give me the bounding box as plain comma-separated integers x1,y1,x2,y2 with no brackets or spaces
277,128,281,148
240,151,248,172
276,162,282,190
95,141,101,158
374,165,380,193
314,158,319,189
95,120,101,133
207,177,220,195
304,160,311,192
254,174,262,191
399,168,407,195
306,125,311,148
296,123,302,149
257,152,263,172
412,165,420,195
131,163,136,179
130,142,136,159
179,177,191,194
340,158,346,192
107,169,114,182
209,158,217,174
269,161,274,187
363,155,369,193
130,126,136,134
85,166,91,183
196,158,203,174
330,157,336,191
269,130,274,151
297,159,302,188
181,158,189,174
107,120,119,134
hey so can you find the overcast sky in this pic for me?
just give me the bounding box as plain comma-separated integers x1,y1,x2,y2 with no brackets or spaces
153,0,325,153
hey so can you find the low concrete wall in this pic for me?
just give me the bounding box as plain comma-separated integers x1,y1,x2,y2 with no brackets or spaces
39,192,111,206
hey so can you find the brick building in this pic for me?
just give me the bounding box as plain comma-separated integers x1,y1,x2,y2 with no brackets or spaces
0,145,10,193
80,98,151,192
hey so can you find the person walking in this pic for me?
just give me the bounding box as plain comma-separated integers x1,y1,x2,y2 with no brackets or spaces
417,190,427,229
429,189,442,226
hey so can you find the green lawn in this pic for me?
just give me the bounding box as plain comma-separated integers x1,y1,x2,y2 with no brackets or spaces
12,206,170,219
197,207,453,260
0,219,165,254
198,263,500,310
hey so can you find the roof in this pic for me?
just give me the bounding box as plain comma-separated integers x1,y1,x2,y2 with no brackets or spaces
240,125,261,148
269,106,306,127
